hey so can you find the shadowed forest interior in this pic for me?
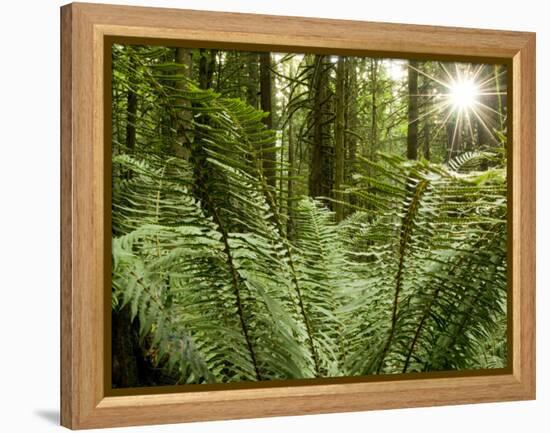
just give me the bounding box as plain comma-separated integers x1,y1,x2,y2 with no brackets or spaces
111,44,508,388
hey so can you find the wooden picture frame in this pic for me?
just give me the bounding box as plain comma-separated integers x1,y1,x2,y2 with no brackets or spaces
61,2,536,429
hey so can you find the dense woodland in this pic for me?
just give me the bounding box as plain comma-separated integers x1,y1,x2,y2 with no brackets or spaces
111,44,508,387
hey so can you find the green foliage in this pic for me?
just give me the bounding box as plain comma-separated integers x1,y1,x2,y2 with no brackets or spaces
111,45,508,385
112,93,315,383
292,198,350,376
339,153,507,374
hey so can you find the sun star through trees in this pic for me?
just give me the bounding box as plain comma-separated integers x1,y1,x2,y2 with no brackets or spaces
408,62,507,158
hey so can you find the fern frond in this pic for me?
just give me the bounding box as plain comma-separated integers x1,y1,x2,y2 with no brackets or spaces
111,45,508,384
292,198,351,376
340,153,507,375
112,49,317,382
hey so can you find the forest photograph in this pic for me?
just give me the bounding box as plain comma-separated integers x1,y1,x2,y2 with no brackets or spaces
110,44,508,389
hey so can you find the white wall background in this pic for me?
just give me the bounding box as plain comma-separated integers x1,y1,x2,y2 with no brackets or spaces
1,0,546,431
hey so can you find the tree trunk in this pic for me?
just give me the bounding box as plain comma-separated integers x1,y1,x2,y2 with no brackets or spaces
194,50,217,205
334,57,346,222
420,65,431,160
407,60,419,160
112,304,180,388
346,58,359,211
309,55,332,201
112,50,141,387
346,58,358,166
246,53,259,109
173,48,193,159
112,305,140,387
287,114,294,237
199,49,217,90
369,59,378,159
279,122,285,214
407,60,418,159
260,52,276,187
259,52,273,124
125,56,137,153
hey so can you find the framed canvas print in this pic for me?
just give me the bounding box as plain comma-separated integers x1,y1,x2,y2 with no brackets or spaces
60,2,536,429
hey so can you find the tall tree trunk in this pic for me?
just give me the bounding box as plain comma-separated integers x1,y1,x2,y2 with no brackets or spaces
421,66,431,160
112,305,140,387
407,60,419,160
125,56,137,153
172,48,193,159
309,55,332,201
287,114,294,237
246,53,259,109
199,49,217,90
346,59,358,166
279,123,285,214
346,58,359,211
194,50,217,205
334,57,346,222
365,59,379,216
369,59,378,158
113,60,140,386
260,52,276,187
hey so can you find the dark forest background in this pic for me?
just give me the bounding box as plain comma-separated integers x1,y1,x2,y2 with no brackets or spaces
111,45,508,388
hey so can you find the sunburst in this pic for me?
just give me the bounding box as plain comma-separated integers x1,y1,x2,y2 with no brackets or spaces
407,62,507,160
449,77,478,109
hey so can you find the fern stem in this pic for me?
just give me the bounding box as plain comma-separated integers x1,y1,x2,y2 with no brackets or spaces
432,270,496,369
402,300,433,372
402,227,501,372
205,195,263,381
217,100,322,377
189,97,263,381
154,163,168,259
377,179,428,374
260,175,322,376
437,284,485,364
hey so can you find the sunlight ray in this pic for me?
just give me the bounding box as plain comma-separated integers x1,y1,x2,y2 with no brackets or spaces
469,105,498,141
406,99,452,126
473,100,506,117
465,110,476,146
410,61,509,151
430,108,456,145
476,68,507,89
448,112,462,159
439,62,455,83
407,63,451,89
471,64,486,82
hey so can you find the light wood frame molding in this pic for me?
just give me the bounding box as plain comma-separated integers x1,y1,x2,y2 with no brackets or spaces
60,2,536,429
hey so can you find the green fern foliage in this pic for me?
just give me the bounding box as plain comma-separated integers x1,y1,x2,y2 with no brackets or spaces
111,45,508,385
339,153,507,374
292,198,351,376
112,48,317,383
